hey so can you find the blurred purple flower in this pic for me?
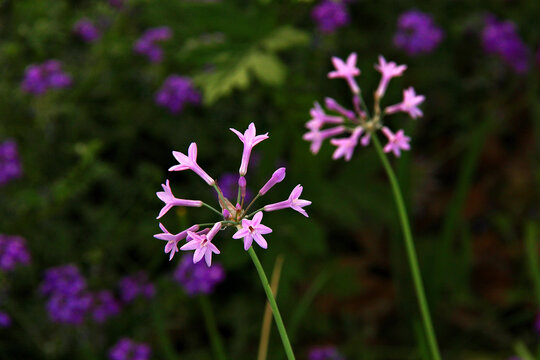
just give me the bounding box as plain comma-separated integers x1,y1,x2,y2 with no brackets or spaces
155,75,201,114
482,15,530,74
0,312,11,328
109,338,151,360
108,0,124,9
45,291,92,325
393,10,443,56
21,60,72,95
0,234,30,271
173,255,225,295
0,139,23,186
311,0,349,34
73,18,101,43
41,264,86,296
308,346,345,360
134,27,172,63
118,272,155,303
91,290,121,323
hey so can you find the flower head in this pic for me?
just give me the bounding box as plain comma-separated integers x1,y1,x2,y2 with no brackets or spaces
0,312,11,328
308,346,345,360
394,10,443,56
328,53,360,93
230,123,269,176
156,179,203,219
233,212,273,250
73,19,101,43
118,272,155,303
385,87,425,119
91,290,121,323
303,126,346,155
21,60,72,95
264,185,312,217
134,26,172,63
109,338,151,360
375,56,407,98
154,224,199,260
311,0,350,34
307,102,345,131
169,143,214,185
0,234,30,271
382,127,411,157
155,75,201,114
330,128,362,161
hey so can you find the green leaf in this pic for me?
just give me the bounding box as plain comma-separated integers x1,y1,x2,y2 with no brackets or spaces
250,51,286,86
261,26,310,52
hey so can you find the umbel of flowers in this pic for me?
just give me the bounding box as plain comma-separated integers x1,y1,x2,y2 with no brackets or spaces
154,122,311,267
303,53,424,160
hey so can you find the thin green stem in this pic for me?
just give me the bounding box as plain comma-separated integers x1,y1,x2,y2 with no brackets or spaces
199,296,227,360
244,193,261,214
514,341,536,360
246,207,266,219
202,202,224,217
213,184,229,210
372,135,441,360
525,222,540,305
248,247,295,360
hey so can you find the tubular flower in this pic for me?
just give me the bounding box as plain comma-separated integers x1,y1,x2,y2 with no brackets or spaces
154,123,311,266
304,54,422,158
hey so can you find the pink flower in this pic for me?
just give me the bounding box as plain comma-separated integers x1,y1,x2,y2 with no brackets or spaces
259,167,286,195
180,222,221,266
303,126,346,154
307,102,344,130
169,143,215,185
232,212,273,250
382,127,411,157
330,128,363,161
385,87,425,119
156,179,203,219
324,97,355,119
374,56,407,98
154,224,199,260
230,123,269,176
328,53,361,93
264,185,312,217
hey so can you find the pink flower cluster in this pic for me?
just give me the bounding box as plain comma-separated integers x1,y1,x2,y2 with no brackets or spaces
154,123,311,266
304,53,425,159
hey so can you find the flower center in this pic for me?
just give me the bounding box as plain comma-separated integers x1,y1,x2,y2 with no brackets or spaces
248,225,255,232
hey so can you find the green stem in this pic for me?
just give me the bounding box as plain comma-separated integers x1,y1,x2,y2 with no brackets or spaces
372,135,442,360
246,207,266,219
199,296,227,360
248,247,295,360
525,222,540,305
202,202,224,217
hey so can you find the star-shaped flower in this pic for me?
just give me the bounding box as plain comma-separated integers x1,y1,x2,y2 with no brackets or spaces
156,179,203,219
232,212,273,250
382,127,411,157
303,126,346,154
374,56,407,98
154,224,199,260
230,123,269,176
264,185,312,217
328,53,361,93
169,143,215,185
180,223,221,266
385,87,425,119
330,128,363,161
306,102,344,131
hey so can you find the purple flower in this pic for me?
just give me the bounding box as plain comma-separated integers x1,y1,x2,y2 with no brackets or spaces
264,184,312,217
108,0,124,9
156,179,203,219
180,222,221,266
154,223,199,261
41,265,86,296
45,291,92,324
0,140,23,186
324,98,355,120
382,127,411,157
303,126,346,154
328,53,361,93
118,273,155,303
134,27,172,63
311,0,350,34
385,87,425,119
374,56,407,98
0,312,11,328
330,127,362,161
393,10,443,56
308,346,345,360
155,75,201,114
307,102,345,131
482,15,530,73
0,234,30,271
173,255,225,295
91,290,121,323
109,338,151,360
73,19,101,43
169,143,214,185
230,123,269,176
21,60,71,95
233,212,273,250
259,167,286,195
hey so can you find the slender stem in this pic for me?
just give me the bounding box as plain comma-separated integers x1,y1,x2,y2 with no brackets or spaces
257,255,284,360
199,296,228,360
514,341,535,360
525,222,540,305
248,247,295,360
212,184,229,210
246,207,266,219
372,135,442,360
244,193,261,214
202,202,224,217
